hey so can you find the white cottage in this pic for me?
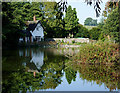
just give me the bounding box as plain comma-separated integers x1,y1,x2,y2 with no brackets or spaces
19,16,44,43
30,21,44,42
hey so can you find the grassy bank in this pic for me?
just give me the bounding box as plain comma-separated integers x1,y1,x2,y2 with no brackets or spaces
72,40,119,65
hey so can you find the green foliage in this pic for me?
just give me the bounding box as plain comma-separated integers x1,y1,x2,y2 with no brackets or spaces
42,2,65,38
65,68,77,84
2,46,120,92
74,42,87,45
102,8,119,42
89,27,102,40
2,2,44,47
64,5,79,37
68,63,120,91
2,49,67,92
2,2,66,47
75,24,89,38
73,40,119,65
84,17,98,26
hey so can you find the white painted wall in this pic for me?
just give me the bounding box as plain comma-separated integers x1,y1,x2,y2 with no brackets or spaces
30,23,44,40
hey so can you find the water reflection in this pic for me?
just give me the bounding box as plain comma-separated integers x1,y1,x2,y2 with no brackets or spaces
2,48,120,92
19,49,44,71
66,62,120,91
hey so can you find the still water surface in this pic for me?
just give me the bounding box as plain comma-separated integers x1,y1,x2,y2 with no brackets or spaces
2,48,119,92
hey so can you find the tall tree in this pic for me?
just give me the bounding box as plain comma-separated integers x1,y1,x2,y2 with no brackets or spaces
2,2,24,46
64,5,79,37
102,8,119,42
57,0,119,17
41,2,64,38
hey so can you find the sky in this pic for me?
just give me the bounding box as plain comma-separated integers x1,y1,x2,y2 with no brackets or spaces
55,0,108,25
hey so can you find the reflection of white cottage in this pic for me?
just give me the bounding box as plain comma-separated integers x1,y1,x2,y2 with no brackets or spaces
19,49,44,70
30,51,44,70
19,16,44,43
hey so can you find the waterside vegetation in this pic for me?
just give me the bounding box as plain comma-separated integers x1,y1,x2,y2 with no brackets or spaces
71,40,119,65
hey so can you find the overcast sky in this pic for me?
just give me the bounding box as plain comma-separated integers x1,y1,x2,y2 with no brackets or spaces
55,0,108,25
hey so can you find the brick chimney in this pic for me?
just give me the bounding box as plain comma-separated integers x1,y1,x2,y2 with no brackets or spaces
33,15,36,21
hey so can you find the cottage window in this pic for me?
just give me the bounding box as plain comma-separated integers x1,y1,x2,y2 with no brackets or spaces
35,36,41,42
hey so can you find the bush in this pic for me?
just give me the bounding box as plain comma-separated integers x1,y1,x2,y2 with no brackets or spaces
89,27,101,40
75,24,89,38
73,40,119,65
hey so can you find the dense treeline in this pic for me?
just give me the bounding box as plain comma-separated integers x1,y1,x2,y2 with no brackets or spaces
2,2,79,47
2,1,119,47
2,2,44,47
86,7,119,42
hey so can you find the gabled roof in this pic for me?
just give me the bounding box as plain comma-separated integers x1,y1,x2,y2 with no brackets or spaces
26,20,45,32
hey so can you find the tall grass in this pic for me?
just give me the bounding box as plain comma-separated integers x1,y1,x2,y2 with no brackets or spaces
73,40,119,65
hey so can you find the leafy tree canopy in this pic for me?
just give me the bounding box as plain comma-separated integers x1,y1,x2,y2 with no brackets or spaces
84,17,98,26
89,27,101,40
64,5,79,37
102,7,119,42
75,24,89,38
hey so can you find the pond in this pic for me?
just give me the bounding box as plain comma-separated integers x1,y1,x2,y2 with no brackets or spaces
2,47,120,92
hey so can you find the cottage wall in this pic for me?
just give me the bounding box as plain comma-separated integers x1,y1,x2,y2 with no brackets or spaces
31,23,44,38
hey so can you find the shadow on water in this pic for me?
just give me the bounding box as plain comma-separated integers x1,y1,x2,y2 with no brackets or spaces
2,48,120,92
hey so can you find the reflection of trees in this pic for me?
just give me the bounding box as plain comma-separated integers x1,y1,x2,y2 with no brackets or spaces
65,67,77,84
2,49,67,92
39,55,66,89
67,63,120,91
2,69,43,92
3,48,119,92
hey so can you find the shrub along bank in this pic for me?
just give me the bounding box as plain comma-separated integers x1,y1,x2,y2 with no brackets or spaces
72,40,119,65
